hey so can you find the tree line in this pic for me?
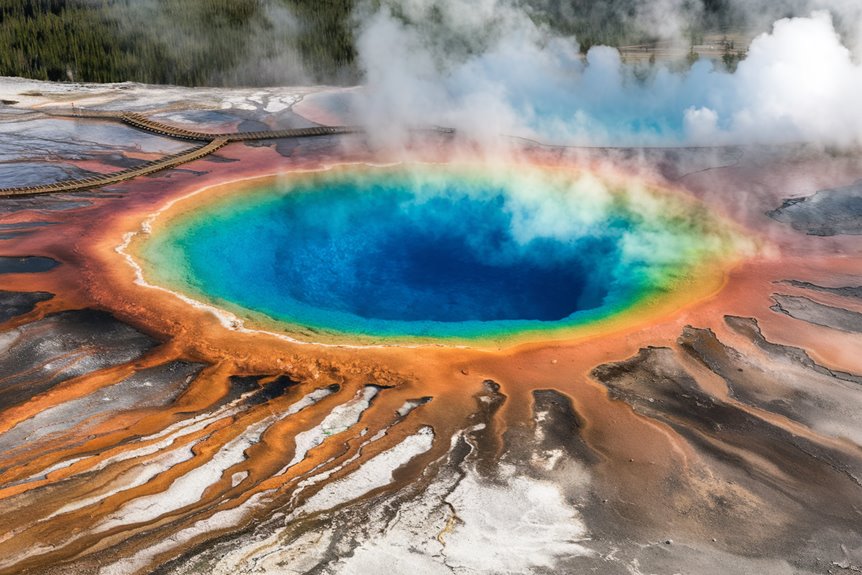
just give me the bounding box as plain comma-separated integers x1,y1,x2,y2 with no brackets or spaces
0,0,355,85
0,0,739,86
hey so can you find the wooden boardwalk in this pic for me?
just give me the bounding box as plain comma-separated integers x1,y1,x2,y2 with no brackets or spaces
119,112,362,142
0,138,230,197
0,109,368,197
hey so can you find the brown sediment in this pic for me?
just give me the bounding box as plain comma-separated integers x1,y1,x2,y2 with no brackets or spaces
0,130,861,574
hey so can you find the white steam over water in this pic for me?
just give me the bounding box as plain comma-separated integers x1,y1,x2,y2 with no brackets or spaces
355,1,862,147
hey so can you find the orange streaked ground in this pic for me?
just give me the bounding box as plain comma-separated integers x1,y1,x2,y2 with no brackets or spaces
1,112,861,574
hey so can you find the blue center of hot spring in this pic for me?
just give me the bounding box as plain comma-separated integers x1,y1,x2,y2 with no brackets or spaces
253,191,617,324
148,169,706,340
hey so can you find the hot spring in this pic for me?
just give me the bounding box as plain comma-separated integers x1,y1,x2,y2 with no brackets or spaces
137,165,740,343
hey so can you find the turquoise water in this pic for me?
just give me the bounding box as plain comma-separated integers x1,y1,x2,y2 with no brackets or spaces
144,167,729,340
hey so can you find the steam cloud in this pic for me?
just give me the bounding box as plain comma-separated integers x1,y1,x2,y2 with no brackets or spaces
354,0,862,148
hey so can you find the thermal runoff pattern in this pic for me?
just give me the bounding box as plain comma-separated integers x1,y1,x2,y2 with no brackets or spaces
1,2,862,574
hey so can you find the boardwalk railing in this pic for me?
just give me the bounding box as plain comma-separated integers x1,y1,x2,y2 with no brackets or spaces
119,113,363,142
0,138,228,196
1,108,454,197
0,108,384,197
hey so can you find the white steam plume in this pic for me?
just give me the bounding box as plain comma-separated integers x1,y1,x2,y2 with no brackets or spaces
354,1,862,148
